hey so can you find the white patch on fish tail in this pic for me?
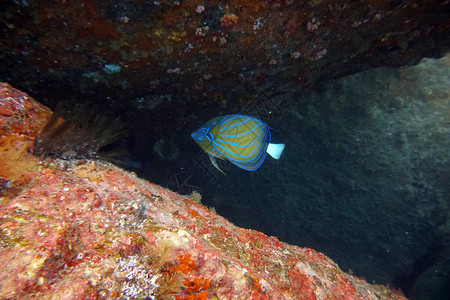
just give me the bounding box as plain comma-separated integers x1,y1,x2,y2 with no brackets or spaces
266,143,285,160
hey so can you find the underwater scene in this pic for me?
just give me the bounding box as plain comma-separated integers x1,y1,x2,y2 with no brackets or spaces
1,0,449,299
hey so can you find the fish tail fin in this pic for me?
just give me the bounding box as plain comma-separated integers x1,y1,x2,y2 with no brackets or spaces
266,143,285,160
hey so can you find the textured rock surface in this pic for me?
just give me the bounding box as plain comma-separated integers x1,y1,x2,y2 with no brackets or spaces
0,83,407,299
2,0,449,102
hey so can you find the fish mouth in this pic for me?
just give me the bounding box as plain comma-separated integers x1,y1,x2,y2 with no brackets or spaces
191,130,204,141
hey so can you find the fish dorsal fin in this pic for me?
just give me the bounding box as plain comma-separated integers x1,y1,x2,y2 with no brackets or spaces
209,155,226,175
266,143,285,160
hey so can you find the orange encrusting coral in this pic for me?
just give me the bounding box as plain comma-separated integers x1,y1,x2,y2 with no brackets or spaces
169,253,197,274
184,277,211,293
220,14,239,27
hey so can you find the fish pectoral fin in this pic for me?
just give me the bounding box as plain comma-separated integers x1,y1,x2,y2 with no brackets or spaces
209,155,226,175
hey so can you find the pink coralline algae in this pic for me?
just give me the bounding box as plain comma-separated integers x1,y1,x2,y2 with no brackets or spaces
0,83,407,299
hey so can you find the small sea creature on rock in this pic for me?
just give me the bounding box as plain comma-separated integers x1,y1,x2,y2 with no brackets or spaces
191,114,285,174
220,14,238,27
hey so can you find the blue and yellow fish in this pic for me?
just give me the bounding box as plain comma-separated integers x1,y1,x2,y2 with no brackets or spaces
191,114,285,173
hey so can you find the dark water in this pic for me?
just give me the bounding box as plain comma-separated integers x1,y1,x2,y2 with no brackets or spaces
150,55,450,299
